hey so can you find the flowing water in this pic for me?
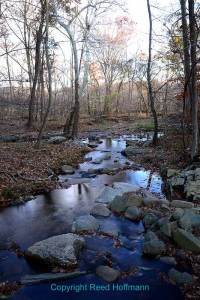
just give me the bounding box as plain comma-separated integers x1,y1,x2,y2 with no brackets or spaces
0,134,183,299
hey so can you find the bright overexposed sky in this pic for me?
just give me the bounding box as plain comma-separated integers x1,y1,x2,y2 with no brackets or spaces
125,0,180,54
0,0,181,86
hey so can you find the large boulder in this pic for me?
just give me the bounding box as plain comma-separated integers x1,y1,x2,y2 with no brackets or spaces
173,228,200,254
168,268,193,285
96,266,120,282
72,215,100,233
26,233,85,267
90,204,111,217
124,206,142,221
143,239,166,256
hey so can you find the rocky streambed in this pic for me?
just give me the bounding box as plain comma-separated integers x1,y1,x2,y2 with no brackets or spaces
0,133,198,299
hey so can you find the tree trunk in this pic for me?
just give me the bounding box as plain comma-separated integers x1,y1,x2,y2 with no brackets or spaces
188,0,199,159
27,0,46,128
56,19,80,138
146,0,158,145
36,0,52,148
104,84,111,116
180,0,191,116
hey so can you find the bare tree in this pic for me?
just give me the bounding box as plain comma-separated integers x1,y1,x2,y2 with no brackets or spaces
36,0,53,147
27,0,46,128
180,0,191,116
146,0,158,145
188,0,199,159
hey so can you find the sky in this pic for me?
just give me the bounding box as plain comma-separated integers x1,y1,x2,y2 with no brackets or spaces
0,0,181,86
125,0,180,54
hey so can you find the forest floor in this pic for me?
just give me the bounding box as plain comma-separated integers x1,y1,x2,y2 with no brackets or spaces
0,114,192,207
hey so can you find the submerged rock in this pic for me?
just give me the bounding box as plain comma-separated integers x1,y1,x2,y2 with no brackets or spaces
72,215,100,233
119,235,133,250
168,268,193,285
26,233,85,267
96,266,120,282
173,228,200,253
143,239,166,256
160,256,177,265
90,204,111,217
99,222,120,237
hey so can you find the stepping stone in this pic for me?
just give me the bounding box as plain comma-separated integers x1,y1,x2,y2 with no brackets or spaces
96,266,120,282
26,234,85,267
